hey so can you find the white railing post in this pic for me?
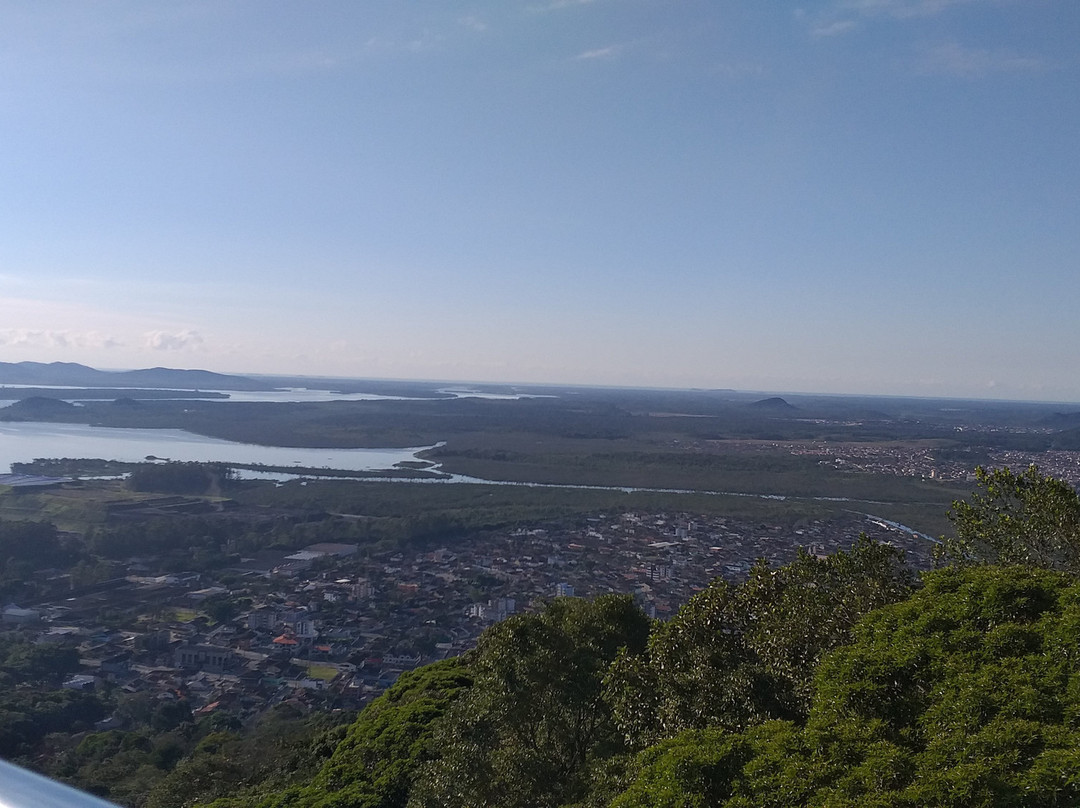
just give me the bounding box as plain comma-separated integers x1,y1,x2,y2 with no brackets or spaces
0,759,122,808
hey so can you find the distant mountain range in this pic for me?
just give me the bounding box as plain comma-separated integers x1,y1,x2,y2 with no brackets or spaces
0,362,273,391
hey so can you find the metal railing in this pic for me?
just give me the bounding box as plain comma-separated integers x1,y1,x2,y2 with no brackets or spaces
0,759,121,808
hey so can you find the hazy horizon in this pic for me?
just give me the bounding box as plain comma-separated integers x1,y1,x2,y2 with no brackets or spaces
5,358,1080,407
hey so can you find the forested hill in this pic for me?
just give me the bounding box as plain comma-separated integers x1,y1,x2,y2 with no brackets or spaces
0,361,272,391
168,466,1080,808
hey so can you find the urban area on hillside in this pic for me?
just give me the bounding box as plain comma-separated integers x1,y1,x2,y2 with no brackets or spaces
5,503,932,726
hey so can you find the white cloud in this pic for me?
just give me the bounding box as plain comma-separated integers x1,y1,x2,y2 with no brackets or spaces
838,0,989,19
804,0,1010,38
0,329,67,348
144,330,205,351
362,29,443,57
0,329,124,350
812,20,859,37
573,45,620,61
532,0,598,11
90,332,124,349
459,15,488,32
916,41,1044,76
711,61,766,80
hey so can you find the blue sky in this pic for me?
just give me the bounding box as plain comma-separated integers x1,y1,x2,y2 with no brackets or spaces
1,1,1077,399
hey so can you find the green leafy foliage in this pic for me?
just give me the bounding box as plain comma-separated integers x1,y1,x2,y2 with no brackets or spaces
805,565,1080,806
944,464,1080,571
0,687,107,758
0,520,71,596
608,728,756,808
0,519,63,565
306,658,472,808
32,698,345,807
147,707,349,808
58,728,189,805
409,595,650,808
203,660,470,808
0,634,80,685
605,536,913,747
127,463,234,495
609,565,1080,807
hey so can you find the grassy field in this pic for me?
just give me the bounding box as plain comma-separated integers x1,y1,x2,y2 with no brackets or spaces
0,461,969,541
418,432,971,523
234,474,964,539
0,483,122,531
303,664,341,682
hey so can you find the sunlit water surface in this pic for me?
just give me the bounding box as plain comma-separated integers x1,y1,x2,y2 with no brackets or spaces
0,422,431,475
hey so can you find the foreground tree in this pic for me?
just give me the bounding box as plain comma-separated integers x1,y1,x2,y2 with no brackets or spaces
611,565,1080,807
203,660,470,808
605,536,913,748
409,595,650,808
944,464,1080,572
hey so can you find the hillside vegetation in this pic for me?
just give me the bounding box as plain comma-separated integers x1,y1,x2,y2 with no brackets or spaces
170,466,1080,808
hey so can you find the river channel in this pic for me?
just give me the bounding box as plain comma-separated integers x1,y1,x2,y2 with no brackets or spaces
0,420,937,543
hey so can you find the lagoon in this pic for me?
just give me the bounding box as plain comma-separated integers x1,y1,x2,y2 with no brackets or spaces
0,422,431,475
0,385,554,408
